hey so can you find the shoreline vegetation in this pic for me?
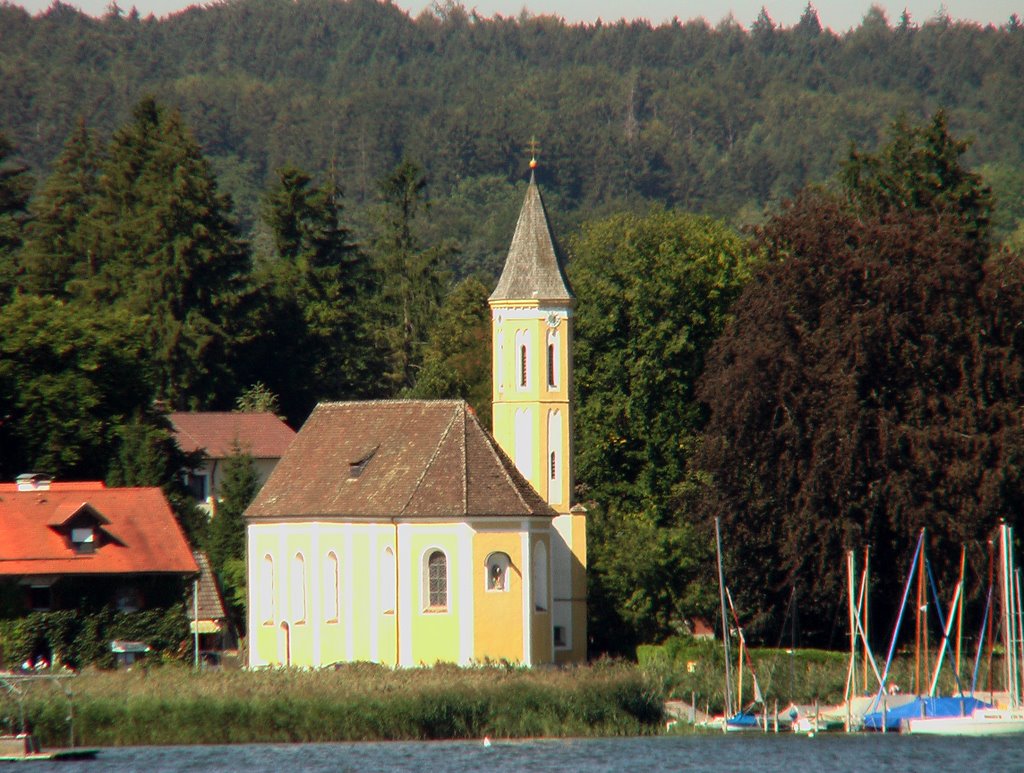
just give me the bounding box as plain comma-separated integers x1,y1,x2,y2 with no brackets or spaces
10,662,665,747
8,641,1007,746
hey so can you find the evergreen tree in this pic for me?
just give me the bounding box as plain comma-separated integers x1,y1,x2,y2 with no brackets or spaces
205,443,259,625
247,165,380,420
0,132,33,301
370,160,453,392
108,409,207,544
408,276,492,425
18,118,101,297
81,97,250,407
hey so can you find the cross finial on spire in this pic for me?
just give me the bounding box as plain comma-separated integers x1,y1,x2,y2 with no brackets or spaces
527,135,541,171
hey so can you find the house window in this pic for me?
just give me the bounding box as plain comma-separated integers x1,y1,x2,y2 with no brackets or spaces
29,585,52,612
533,542,548,612
71,527,96,554
486,552,511,592
324,552,339,624
381,547,396,614
185,471,210,502
291,553,306,623
261,554,276,625
423,550,448,612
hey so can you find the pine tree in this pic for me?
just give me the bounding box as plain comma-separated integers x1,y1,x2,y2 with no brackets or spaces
18,118,102,297
370,160,453,392
82,97,250,407
0,132,33,301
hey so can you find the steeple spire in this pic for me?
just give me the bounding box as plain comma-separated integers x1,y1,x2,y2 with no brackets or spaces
489,175,573,304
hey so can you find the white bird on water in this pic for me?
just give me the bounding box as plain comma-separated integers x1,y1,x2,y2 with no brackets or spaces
483,736,492,748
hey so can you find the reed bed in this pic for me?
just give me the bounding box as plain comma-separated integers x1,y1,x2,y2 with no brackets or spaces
7,662,665,746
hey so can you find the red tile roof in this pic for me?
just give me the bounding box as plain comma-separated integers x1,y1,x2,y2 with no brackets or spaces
169,412,296,459
247,400,555,520
0,486,198,577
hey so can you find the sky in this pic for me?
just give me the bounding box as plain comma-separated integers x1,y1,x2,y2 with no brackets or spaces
8,0,1022,32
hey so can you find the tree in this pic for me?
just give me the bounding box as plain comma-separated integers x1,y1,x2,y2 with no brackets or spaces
0,132,33,301
107,410,207,544
246,165,380,421
841,110,993,241
694,115,1023,643
235,382,280,415
370,160,453,392
80,97,250,407
569,208,757,651
205,443,259,626
0,296,150,480
17,118,101,297
408,277,492,426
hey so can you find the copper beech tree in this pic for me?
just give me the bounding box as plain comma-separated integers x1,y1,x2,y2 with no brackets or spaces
695,114,1024,643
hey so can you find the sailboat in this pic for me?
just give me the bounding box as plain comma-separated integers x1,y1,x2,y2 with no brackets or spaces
904,523,1024,735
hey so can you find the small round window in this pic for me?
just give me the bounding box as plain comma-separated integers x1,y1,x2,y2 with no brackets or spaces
486,552,511,592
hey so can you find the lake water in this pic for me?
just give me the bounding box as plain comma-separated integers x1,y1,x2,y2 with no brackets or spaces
37,734,1023,772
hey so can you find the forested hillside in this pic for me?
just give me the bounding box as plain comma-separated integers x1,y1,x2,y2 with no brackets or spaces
2,0,1024,265
2,0,1024,654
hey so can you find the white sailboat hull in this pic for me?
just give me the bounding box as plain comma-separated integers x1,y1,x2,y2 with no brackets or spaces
905,707,1024,736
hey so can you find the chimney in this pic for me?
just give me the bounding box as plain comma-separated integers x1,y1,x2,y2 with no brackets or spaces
16,473,54,492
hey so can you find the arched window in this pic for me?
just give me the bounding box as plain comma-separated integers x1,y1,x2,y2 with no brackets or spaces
278,622,291,667
324,551,339,623
533,542,549,612
547,410,563,504
381,546,396,614
515,329,529,390
261,554,275,625
546,330,559,389
291,553,306,623
423,550,448,611
486,552,511,592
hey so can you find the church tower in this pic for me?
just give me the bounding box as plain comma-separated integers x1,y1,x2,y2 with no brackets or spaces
489,163,587,663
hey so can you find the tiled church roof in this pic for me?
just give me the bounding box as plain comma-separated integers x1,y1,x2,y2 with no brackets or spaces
489,176,573,303
246,400,555,520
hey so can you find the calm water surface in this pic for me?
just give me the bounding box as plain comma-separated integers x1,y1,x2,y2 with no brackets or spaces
36,735,1023,772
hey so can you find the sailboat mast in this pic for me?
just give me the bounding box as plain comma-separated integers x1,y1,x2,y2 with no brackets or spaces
715,517,733,717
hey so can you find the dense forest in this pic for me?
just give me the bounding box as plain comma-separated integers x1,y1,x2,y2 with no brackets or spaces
2,0,1024,655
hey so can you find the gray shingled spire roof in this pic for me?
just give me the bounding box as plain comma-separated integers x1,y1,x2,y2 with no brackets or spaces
489,173,573,303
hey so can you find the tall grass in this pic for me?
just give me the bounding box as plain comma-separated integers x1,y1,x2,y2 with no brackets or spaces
5,662,665,747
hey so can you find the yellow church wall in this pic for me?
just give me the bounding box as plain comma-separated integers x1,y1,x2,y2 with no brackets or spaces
404,526,468,665
529,531,553,664
472,528,526,662
247,521,402,668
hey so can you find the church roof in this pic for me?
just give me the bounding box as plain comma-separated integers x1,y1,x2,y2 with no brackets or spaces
489,176,573,304
246,400,556,520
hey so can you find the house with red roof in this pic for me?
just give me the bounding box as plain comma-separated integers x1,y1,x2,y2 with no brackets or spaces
168,412,295,514
0,476,198,618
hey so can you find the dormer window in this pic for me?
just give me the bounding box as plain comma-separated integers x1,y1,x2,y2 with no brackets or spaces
348,447,378,481
71,527,96,554
48,502,121,556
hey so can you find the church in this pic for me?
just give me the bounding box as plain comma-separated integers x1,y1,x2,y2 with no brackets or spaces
244,169,586,666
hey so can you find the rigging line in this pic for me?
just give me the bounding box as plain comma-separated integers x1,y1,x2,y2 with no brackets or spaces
970,584,993,696
925,557,967,697
872,528,925,714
